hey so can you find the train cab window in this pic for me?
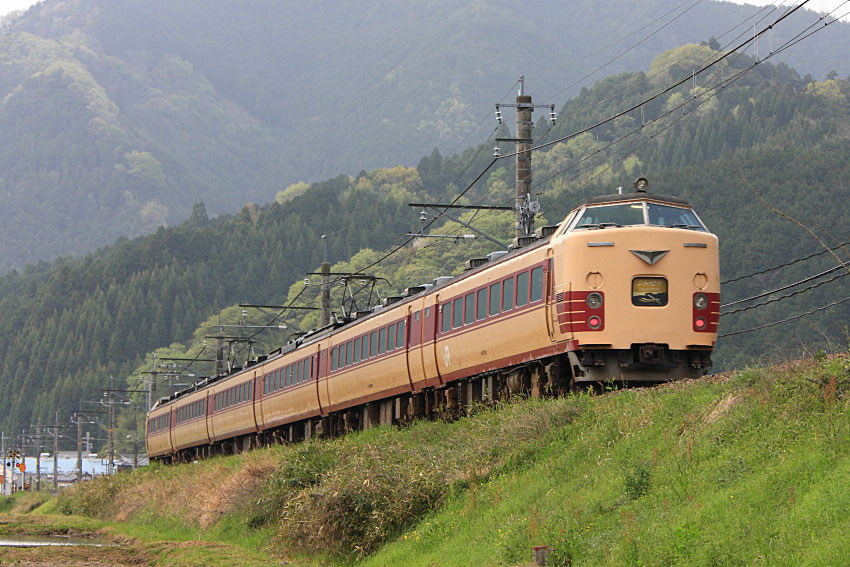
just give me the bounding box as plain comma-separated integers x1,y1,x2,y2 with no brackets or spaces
530,267,543,302
388,323,396,350
475,289,486,321
370,331,378,356
503,277,515,311
441,303,452,333
489,282,501,316
354,338,361,363
379,328,387,354
647,203,705,230
397,320,406,346
331,348,338,371
464,293,475,324
516,272,529,307
575,203,645,229
346,341,353,366
453,298,463,328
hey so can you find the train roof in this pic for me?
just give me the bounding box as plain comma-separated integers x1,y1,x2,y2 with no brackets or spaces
584,192,690,207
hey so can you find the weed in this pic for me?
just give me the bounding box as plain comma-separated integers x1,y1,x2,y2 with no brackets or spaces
623,461,651,500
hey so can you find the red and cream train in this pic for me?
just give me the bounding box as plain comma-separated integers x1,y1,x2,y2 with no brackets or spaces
146,185,719,461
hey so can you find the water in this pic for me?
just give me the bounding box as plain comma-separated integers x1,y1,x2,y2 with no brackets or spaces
0,534,113,547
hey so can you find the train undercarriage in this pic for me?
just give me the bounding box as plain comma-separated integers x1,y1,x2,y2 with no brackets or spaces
160,347,711,464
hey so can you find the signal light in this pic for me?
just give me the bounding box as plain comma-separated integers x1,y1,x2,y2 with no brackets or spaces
588,315,602,329
695,317,707,329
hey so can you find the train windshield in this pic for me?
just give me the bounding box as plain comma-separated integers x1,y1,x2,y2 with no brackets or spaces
572,202,706,231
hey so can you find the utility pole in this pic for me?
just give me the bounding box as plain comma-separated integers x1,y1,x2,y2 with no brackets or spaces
515,76,533,239
1,431,5,495
108,377,115,476
75,413,83,482
35,424,41,491
494,77,556,241
320,235,331,327
53,413,59,492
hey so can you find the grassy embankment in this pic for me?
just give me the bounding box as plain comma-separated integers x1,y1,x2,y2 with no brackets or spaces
11,353,850,566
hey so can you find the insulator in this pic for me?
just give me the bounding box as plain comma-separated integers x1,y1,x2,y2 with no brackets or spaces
419,209,427,222
550,111,557,124
493,145,501,157
495,109,502,124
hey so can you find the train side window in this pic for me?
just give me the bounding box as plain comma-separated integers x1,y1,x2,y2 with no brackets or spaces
441,303,452,333
331,348,337,371
464,293,475,324
346,341,353,366
530,266,543,301
388,323,396,350
370,331,378,357
379,328,387,354
450,298,461,328
503,277,514,311
477,288,487,320
516,271,529,307
490,282,501,316
288,365,295,386
397,320,406,346
425,307,431,318
361,335,369,360
354,338,361,363
299,360,306,383
263,376,267,395
306,357,312,380
414,311,420,321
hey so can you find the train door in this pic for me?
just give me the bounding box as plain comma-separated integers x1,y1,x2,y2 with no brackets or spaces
407,302,426,389
204,391,212,445
317,344,331,414
424,295,442,388
250,370,260,432
311,344,325,416
548,252,573,343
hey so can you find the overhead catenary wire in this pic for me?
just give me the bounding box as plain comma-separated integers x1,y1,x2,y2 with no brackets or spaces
722,240,850,284
721,267,850,315
496,0,814,163
719,294,850,337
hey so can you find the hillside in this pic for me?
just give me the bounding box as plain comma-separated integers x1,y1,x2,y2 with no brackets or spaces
1,45,849,446
45,354,850,566
0,0,849,270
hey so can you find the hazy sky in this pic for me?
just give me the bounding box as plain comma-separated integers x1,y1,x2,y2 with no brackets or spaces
0,1,846,22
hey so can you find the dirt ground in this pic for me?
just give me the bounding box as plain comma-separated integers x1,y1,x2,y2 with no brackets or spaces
0,515,258,567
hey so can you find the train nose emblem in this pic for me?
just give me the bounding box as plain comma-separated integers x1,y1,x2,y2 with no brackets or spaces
629,249,669,265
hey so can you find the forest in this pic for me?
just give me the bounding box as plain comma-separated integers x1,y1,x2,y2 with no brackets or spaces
0,41,848,451
0,0,849,270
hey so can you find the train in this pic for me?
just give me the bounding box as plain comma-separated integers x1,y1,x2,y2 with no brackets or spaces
146,179,719,461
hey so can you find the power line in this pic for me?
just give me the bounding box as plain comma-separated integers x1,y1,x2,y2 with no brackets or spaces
496,0,814,163
719,294,850,337
722,240,850,284
721,259,850,309
721,268,849,315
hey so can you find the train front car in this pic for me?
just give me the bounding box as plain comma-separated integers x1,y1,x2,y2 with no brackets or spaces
550,183,718,384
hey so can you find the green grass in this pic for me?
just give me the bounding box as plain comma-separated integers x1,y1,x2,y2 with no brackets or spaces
50,355,850,566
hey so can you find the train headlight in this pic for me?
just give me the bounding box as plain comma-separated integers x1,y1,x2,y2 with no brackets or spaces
694,293,708,310
586,292,603,309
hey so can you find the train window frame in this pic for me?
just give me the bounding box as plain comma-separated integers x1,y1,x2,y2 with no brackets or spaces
441,303,452,333
452,297,463,328
502,277,514,311
388,323,396,350
397,320,405,346
477,288,488,320
530,266,543,302
464,293,475,324
489,282,501,316
370,331,378,357
516,271,529,307
354,338,361,363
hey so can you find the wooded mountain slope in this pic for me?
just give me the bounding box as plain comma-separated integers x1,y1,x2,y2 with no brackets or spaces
0,0,848,271
0,47,849,447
